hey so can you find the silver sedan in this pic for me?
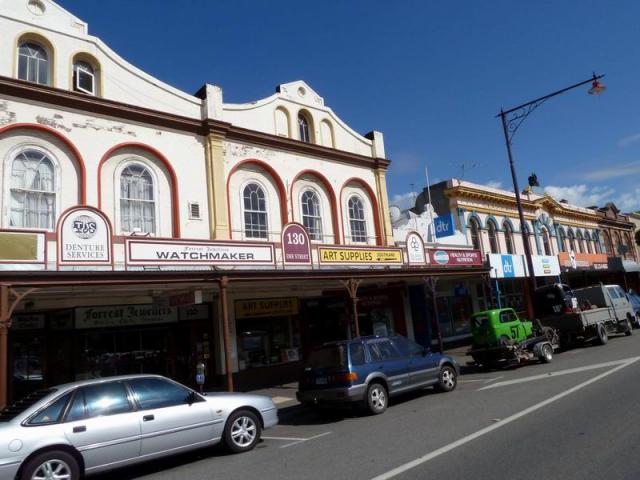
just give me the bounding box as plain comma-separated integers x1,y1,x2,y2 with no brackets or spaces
0,375,278,480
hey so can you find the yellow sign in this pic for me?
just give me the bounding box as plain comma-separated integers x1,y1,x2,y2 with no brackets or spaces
318,247,403,265
235,297,299,319
0,232,39,261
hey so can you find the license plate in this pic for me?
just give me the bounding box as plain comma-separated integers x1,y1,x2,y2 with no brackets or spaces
316,377,327,385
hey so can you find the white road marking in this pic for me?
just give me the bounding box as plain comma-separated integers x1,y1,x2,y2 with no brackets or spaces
477,358,637,391
371,356,640,480
271,396,295,404
459,376,502,384
280,431,332,449
262,436,307,441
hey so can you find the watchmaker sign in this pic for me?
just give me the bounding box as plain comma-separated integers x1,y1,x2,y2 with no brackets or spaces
57,206,112,266
126,238,275,267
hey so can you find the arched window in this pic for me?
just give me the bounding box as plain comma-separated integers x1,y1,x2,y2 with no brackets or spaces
594,233,602,254
504,221,515,254
541,227,552,256
487,220,499,254
298,113,311,143
73,60,96,95
9,149,55,229
568,230,576,253
585,231,593,254
603,231,613,254
469,217,482,252
301,190,322,241
576,231,585,254
348,196,367,243
522,222,534,254
627,234,636,260
18,42,49,85
120,164,156,234
558,228,567,253
614,231,623,257
243,183,268,239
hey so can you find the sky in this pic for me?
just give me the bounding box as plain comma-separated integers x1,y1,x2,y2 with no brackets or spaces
57,0,640,212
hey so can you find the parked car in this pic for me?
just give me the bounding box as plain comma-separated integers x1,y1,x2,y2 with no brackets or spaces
296,335,459,415
0,375,278,480
625,292,640,328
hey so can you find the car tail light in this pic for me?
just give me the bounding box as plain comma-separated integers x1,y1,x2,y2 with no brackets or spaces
330,372,358,383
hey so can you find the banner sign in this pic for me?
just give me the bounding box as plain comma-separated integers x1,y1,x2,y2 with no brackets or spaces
558,252,608,271
0,230,46,264
57,206,112,266
428,249,483,266
126,239,275,266
75,304,178,329
406,231,426,265
434,214,455,238
235,297,300,319
281,223,312,265
11,314,46,330
489,254,560,278
318,246,403,266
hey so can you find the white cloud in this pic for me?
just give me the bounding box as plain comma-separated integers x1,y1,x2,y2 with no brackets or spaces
580,161,640,181
544,184,615,208
618,133,640,148
614,188,640,212
389,191,417,209
485,180,503,189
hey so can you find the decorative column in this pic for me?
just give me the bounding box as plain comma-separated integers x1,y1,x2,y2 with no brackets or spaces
374,165,395,246
205,131,231,240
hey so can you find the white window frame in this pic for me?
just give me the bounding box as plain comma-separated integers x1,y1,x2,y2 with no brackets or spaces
17,41,50,86
74,61,96,95
300,188,323,242
298,113,311,143
240,179,270,240
347,194,368,244
114,159,160,236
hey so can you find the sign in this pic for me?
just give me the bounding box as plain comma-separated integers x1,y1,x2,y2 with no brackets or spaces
281,223,312,265
57,206,112,266
434,214,455,238
169,290,203,307
428,249,483,266
12,314,46,330
489,254,560,278
318,246,403,266
406,231,426,265
179,304,210,321
0,230,46,264
126,239,275,266
75,304,178,329
235,297,299,319
558,252,608,271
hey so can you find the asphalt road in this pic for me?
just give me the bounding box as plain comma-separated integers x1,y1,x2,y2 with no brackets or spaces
97,332,640,480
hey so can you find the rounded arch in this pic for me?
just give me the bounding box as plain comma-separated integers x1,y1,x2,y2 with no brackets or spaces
15,31,55,86
319,119,335,148
274,106,291,138
227,159,288,237
70,51,102,96
466,212,484,230
98,142,180,237
339,178,382,246
297,109,315,143
502,217,515,231
0,123,87,204
485,215,501,231
290,170,340,243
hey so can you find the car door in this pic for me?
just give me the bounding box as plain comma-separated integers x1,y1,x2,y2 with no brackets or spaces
127,377,217,458
392,336,438,387
365,339,410,394
63,381,141,472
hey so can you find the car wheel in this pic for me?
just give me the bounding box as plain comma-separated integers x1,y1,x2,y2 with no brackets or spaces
635,313,640,329
499,335,511,346
224,409,262,453
625,317,633,336
539,343,553,363
435,364,457,392
365,382,388,415
21,450,80,480
594,324,608,346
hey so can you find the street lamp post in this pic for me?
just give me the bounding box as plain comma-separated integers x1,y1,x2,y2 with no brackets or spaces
497,73,606,320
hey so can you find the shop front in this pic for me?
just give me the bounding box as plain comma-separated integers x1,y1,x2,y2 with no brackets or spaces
557,252,610,288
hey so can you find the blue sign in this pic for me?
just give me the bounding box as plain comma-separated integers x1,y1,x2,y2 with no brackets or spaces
434,214,455,238
501,255,515,278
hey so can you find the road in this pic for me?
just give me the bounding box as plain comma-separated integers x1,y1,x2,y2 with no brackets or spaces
98,333,640,480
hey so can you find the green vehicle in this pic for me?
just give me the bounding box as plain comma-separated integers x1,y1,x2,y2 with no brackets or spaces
467,308,557,367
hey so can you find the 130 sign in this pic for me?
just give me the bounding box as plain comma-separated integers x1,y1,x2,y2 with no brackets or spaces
282,223,312,265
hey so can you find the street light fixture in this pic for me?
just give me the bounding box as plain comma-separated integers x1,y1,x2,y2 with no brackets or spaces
497,73,606,320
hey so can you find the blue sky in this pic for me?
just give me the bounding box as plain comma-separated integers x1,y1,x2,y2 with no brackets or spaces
59,0,640,212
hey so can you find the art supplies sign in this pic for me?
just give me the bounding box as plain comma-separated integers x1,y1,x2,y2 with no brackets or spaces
318,246,403,266
58,206,112,266
126,239,275,267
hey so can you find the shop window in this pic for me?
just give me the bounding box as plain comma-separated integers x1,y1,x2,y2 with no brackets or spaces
469,217,482,252
487,219,499,254
301,190,323,241
237,316,299,369
120,163,156,234
348,196,367,243
73,60,96,95
504,221,515,254
243,182,268,239
18,42,49,85
9,149,56,230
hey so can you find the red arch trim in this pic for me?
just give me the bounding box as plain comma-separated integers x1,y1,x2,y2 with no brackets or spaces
289,169,341,244
98,142,181,238
0,123,87,204
339,177,383,246
226,159,289,238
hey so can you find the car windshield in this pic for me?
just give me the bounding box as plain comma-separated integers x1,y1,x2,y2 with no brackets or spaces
0,388,57,422
305,345,347,369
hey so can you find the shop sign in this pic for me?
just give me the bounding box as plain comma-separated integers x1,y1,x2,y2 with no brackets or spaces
126,239,275,266
428,249,483,266
11,314,45,330
434,214,455,238
169,290,203,307
489,254,560,278
75,304,178,329
57,206,112,266
179,304,210,321
318,246,403,266
558,252,608,271
50,310,74,330
406,231,426,265
281,223,312,265
531,255,561,277
0,230,46,264
235,297,299,319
